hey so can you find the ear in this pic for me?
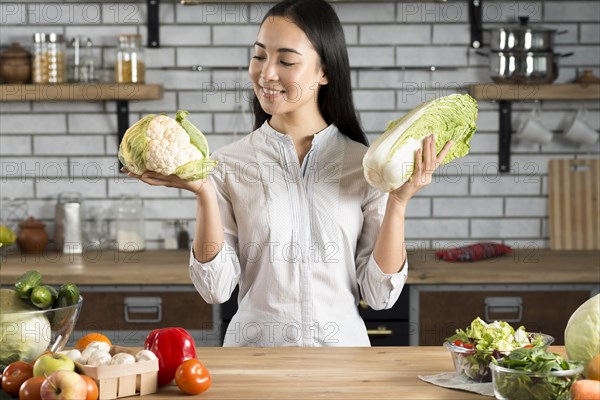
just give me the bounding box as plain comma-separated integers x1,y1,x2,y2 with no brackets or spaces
319,73,328,85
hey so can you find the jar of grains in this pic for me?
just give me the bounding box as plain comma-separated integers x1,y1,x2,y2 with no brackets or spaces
115,34,145,83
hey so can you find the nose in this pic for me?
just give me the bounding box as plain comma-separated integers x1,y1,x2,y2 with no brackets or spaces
260,59,278,82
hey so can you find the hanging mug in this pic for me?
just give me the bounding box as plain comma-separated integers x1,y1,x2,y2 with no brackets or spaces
562,108,599,145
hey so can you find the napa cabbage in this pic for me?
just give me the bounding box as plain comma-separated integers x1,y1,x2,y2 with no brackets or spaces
363,93,478,192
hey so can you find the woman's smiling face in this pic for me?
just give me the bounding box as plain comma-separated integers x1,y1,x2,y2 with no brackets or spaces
249,16,328,120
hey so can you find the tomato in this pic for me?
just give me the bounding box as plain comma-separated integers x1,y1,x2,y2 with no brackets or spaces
453,340,464,347
175,359,211,395
523,344,534,348
18,376,45,400
2,361,33,397
144,327,197,387
81,375,99,400
463,343,475,349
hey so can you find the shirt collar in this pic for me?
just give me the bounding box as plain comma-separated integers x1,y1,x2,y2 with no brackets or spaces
260,120,336,146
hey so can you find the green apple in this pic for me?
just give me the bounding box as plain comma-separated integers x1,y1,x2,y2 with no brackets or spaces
33,353,75,377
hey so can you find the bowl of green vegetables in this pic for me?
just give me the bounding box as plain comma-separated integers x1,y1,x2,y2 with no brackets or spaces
490,347,583,400
444,317,554,382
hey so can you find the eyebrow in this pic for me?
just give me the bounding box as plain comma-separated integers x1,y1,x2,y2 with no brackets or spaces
254,41,302,56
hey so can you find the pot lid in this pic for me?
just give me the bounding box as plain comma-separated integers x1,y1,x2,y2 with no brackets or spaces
0,43,31,59
19,217,45,229
499,16,558,33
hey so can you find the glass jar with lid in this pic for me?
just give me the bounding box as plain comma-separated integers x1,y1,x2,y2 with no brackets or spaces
46,33,65,83
32,33,65,83
115,34,145,83
32,33,48,83
116,194,145,252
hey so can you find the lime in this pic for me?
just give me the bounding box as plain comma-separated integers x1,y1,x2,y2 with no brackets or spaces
30,285,57,309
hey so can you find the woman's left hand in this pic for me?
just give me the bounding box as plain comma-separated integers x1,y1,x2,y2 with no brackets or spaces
389,133,453,205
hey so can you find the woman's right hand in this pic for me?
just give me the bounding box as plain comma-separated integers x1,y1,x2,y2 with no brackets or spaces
121,168,210,196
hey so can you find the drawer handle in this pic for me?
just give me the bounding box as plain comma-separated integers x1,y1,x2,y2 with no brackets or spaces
485,296,523,323
359,299,369,309
367,326,393,336
124,297,162,323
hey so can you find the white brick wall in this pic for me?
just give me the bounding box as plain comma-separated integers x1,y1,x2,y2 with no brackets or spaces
0,0,598,250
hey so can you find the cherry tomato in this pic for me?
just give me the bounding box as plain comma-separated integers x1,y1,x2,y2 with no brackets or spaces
18,376,45,400
463,343,475,349
523,344,534,348
175,359,212,395
453,340,464,347
81,375,99,400
2,361,33,397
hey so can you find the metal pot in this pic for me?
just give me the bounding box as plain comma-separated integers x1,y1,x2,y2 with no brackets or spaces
489,16,567,52
485,51,573,84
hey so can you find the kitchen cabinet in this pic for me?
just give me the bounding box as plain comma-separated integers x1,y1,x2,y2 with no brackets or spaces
410,284,597,346
74,285,218,347
1,249,597,347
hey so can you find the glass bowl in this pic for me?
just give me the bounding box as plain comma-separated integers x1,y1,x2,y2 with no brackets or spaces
490,360,583,400
0,296,83,366
443,333,554,383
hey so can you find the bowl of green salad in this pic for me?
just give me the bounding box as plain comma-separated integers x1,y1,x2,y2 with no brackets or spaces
490,347,583,400
444,317,554,382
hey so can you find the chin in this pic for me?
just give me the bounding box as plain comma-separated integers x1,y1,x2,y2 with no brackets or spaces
40,370,87,400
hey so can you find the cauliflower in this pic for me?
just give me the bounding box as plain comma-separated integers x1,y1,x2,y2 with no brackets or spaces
118,110,217,181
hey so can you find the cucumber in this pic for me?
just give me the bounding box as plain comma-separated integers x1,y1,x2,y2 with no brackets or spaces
14,270,42,300
30,285,58,309
55,283,80,308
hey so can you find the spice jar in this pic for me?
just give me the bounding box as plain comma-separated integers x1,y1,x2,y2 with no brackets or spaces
16,217,49,254
32,33,48,83
116,195,145,252
47,33,65,83
0,43,32,84
32,33,65,83
115,34,145,83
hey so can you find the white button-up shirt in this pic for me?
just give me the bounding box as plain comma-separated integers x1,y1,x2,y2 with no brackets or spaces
190,121,408,346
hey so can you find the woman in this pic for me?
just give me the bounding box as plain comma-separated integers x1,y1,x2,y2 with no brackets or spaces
128,0,452,346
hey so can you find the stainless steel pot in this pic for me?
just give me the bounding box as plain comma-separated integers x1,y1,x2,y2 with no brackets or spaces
489,17,567,52
485,51,573,84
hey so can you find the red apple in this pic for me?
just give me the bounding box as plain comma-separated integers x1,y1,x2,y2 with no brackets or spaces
33,353,75,377
40,370,87,400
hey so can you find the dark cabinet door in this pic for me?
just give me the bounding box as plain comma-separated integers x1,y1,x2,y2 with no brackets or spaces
418,290,591,345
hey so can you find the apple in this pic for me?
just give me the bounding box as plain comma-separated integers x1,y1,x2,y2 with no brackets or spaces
33,353,75,378
40,370,87,400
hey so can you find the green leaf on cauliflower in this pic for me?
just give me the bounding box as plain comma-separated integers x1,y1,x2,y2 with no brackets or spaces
118,110,217,181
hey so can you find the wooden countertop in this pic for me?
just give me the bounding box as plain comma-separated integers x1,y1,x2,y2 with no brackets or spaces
1,248,598,286
145,346,567,399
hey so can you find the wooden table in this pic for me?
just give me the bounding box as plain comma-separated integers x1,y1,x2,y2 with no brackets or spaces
141,346,567,399
1,249,598,285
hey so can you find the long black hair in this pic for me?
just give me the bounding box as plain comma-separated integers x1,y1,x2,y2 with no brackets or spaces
251,0,368,146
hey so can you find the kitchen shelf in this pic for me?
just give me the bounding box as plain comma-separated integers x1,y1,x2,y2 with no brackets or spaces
0,83,163,145
468,83,600,173
469,83,600,101
0,83,163,102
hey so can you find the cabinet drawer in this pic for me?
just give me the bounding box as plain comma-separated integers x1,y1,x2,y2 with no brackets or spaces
76,290,212,332
417,289,591,346
365,321,409,346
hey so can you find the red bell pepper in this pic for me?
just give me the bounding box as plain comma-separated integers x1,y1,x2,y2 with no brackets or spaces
144,327,197,387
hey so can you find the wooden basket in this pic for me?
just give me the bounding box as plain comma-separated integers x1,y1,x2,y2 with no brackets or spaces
76,346,158,400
